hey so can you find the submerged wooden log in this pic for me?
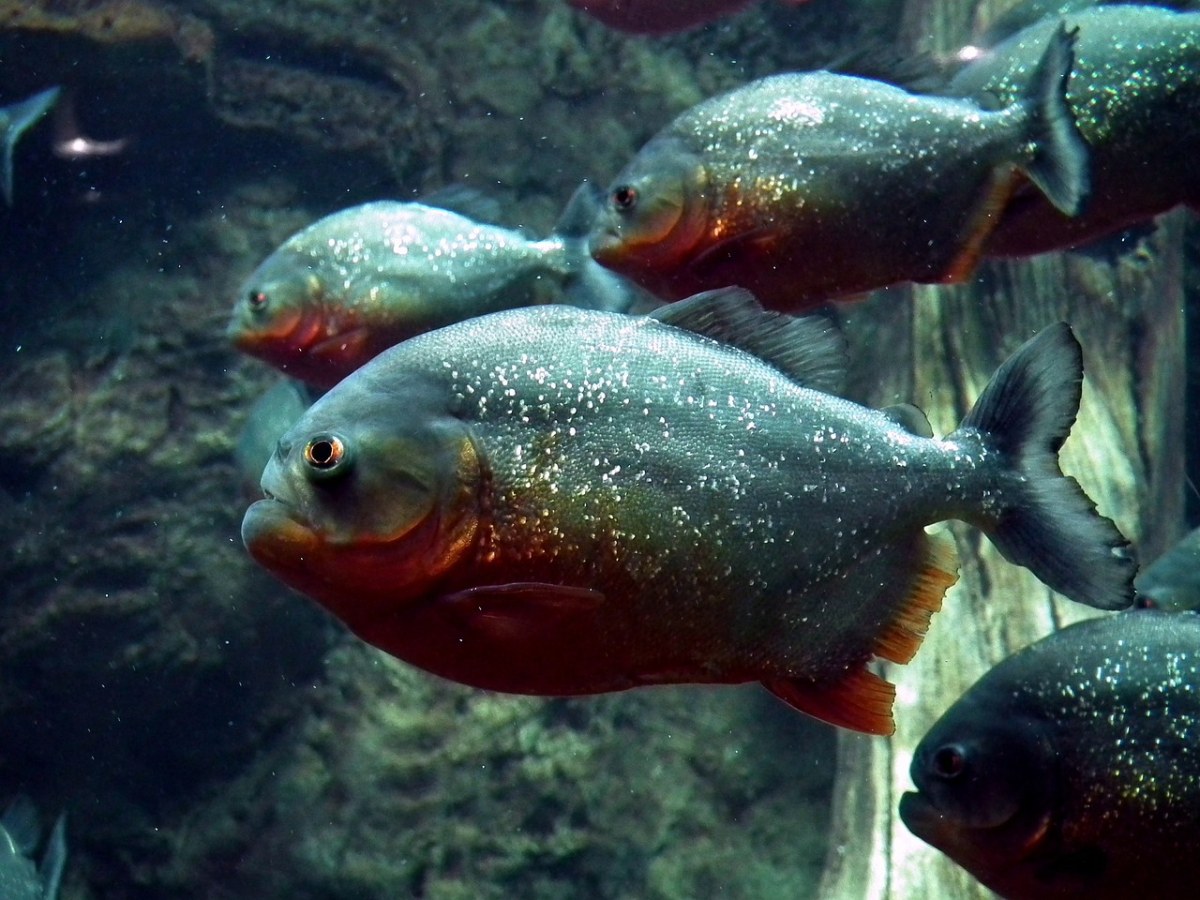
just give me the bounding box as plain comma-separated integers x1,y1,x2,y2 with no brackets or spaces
817,4,1188,896
825,225,1186,900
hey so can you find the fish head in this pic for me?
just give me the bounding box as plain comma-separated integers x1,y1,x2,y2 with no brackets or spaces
900,698,1063,896
227,234,378,388
241,367,483,628
228,240,321,344
590,135,709,286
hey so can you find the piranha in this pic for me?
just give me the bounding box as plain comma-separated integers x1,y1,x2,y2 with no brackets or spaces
228,182,641,389
948,4,1200,257
901,610,1200,900
1133,525,1200,611
242,290,1134,734
589,25,1088,309
0,87,60,206
565,0,809,35
0,796,66,900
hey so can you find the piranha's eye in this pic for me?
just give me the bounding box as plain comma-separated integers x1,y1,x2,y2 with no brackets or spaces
612,185,638,212
931,744,967,781
248,290,269,311
303,433,352,479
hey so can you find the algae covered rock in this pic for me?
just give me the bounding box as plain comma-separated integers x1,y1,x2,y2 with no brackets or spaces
0,0,900,896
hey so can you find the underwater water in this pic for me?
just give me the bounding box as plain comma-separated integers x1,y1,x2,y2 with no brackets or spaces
0,1,1196,898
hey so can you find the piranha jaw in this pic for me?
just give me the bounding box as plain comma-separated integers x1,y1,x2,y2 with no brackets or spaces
241,493,322,574
232,302,373,389
241,488,465,628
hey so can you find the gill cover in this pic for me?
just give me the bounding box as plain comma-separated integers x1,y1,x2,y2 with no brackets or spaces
246,374,483,616
290,410,476,557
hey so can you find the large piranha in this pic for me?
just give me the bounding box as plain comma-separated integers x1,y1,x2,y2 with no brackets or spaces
241,289,1134,734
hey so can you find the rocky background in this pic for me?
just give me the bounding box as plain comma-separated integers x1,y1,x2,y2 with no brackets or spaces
0,0,1195,897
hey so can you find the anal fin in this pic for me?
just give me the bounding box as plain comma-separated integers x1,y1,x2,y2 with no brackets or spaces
873,528,959,665
764,668,896,735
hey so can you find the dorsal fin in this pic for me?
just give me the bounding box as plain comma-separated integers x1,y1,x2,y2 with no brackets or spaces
552,180,605,239
650,287,846,395
882,403,934,438
418,185,505,225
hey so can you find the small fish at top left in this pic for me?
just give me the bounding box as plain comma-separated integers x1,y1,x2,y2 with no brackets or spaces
1,87,60,206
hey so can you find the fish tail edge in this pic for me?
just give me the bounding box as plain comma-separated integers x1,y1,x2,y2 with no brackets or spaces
957,322,1135,610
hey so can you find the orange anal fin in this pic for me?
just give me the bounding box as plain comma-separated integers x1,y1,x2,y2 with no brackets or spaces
764,668,896,735
939,168,1020,284
872,528,959,666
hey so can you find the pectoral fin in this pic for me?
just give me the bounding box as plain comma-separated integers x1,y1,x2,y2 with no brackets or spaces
440,582,607,641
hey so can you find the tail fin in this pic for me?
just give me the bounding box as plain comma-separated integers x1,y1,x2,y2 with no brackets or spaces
955,323,1135,610
1,86,60,206
552,180,655,313
1016,23,1090,217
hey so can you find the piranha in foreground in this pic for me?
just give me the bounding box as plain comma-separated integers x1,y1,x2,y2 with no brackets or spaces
242,290,1134,734
901,610,1200,900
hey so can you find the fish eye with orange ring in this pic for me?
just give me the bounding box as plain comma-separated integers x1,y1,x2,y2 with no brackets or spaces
304,433,352,479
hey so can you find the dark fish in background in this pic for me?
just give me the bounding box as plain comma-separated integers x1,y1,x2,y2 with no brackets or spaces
588,26,1087,309
234,378,314,501
241,290,1133,735
0,87,60,206
565,0,809,35
901,610,1200,900
1134,525,1200,610
948,4,1200,258
228,182,643,389
0,796,66,900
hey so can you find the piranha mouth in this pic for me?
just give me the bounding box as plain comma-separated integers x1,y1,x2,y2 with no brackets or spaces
588,225,625,264
898,791,940,832
241,494,322,569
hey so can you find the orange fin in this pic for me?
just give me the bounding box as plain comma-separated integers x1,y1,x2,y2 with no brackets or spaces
873,529,959,665
939,168,1019,284
764,668,896,735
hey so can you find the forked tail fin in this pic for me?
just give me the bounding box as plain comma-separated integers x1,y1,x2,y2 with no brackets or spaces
955,323,1135,610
